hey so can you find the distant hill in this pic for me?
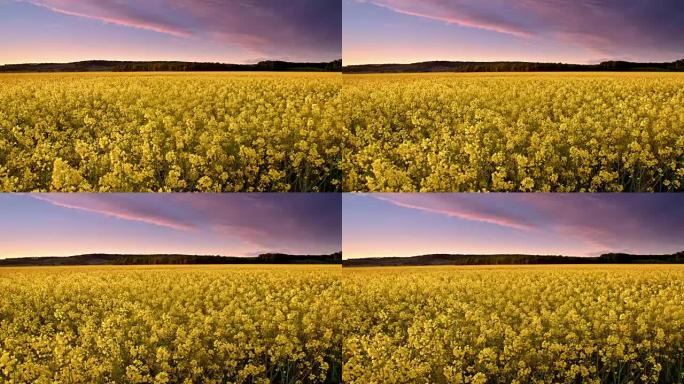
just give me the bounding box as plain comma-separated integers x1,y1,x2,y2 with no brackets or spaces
0,252,342,266
343,59,684,73
343,251,684,267
0,59,342,73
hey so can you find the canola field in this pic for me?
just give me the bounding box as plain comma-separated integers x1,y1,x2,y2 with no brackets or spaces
342,73,684,192
0,72,342,192
342,265,684,384
0,265,342,384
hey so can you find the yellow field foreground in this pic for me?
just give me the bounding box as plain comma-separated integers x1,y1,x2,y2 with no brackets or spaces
343,265,684,384
0,72,342,192
343,73,684,192
1,264,682,383
0,265,343,384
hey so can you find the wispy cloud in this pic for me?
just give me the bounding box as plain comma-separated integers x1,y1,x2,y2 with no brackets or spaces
27,0,191,37
360,0,684,61
364,0,534,38
32,194,342,252
368,193,684,254
23,0,341,59
32,194,195,231
370,194,535,231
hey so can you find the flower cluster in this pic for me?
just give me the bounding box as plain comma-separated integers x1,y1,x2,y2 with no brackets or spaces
0,265,343,384
0,72,342,192
343,265,684,383
342,73,684,192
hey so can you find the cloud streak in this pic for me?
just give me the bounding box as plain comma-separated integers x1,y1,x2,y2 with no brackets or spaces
23,0,341,60
28,1,192,37
32,194,194,231
365,0,534,37
33,194,342,253
370,194,534,231
360,0,684,61
369,194,684,254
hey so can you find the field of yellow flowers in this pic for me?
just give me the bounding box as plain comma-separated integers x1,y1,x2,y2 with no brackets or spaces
342,73,684,192
343,265,684,384
0,265,342,384
0,72,342,192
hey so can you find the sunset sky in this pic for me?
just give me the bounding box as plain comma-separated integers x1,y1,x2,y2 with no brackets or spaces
343,0,684,65
343,194,684,259
0,194,341,259
0,0,341,64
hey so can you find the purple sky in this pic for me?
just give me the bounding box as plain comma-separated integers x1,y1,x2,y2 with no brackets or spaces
0,0,341,64
344,0,684,65
343,194,684,259
0,194,341,258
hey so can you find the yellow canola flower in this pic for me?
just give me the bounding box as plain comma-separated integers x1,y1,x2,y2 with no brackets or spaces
0,72,342,192
0,265,343,384
342,72,684,192
342,265,684,384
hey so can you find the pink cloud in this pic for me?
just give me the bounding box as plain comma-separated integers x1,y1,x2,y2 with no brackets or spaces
23,0,341,60
31,194,341,254
359,0,684,61
365,0,534,37
28,0,191,37
368,193,684,255
370,194,535,231
32,194,195,231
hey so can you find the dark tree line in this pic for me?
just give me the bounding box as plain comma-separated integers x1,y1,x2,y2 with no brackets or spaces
343,59,684,73
113,252,342,265
113,60,342,72
0,252,343,266
344,251,684,267
0,60,342,73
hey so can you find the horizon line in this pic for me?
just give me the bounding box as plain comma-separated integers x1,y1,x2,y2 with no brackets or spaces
0,58,343,66
343,58,684,67
0,251,343,260
345,250,684,260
